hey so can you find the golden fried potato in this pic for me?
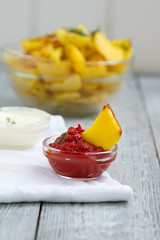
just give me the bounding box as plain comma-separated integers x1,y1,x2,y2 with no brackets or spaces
9,25,132,113
78,45,97,59
30,44,63,61
44,74,82,92
4,52,38,75
82,72,119,93
87,52,105,61
11,75,48,104
37,60,71,78
80,65,108,80
82,83,100,94
76,24,90,35
21,38,45,51
44,34,62,47
48,92,82,111
93,32,124,61
49,47,63,60
40,43,54,58
64,44,85,73
31,43,54,58
99,80,123,94
55,29,92,48
108,62,130,74
28,80,48,104
53,92,81,102
76,90,108,105
10,75,38,92
112,39,132,59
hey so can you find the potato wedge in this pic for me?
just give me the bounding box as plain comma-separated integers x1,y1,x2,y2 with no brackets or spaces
65,44,85,73
76,24,90,35
53,92,81,102
21,38,45,51
80,65,108,80
32,43,54,58
56,29,92,48
28,80,48,104
11,75,38,92
49,47,63,60
108,62,130,74
87,52,105,61
93,32,124,61
4,52,38,75
112,39,132,59
37,60,71,78
44,74,82,92
100,80,123,94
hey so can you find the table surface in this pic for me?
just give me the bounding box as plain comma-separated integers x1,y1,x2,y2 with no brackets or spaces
0,73,160,240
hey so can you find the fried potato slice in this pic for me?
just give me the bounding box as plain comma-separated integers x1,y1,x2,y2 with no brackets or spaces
44,74,82,92
78,45,96,59
31,43,54,58
81,104,122,150
53,92,81,102
64,44,85,73
80,65,108,80
10,75,38,92
76,24,90,35
112,39,132,59
93,32,124,61
21,38,45,51
10,75,48,105
37,60,71,78
28,80,48,104
56,29,92,48
108,39,132,73
30,44,63,61
49,47,63,60
108,62,130,74
4,52,38,75
87,52,105,61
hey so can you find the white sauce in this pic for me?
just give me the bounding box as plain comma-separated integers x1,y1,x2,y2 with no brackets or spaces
0,107,50,149
0,111,48,126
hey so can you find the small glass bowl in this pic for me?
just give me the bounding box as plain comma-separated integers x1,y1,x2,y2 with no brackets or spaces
0,107,50,149
43,135,118,181
1,43,133,115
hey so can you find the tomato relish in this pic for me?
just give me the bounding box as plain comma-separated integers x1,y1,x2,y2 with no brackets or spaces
44,124,117,179
49,124,104,153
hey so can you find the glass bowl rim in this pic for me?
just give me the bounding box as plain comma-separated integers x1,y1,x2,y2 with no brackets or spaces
1,42,133,66
43,135,118,156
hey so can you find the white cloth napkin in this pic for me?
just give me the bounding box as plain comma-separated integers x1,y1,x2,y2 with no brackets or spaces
0,115,133,203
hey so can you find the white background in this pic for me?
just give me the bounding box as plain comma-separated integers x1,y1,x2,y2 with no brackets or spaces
0,0,160,73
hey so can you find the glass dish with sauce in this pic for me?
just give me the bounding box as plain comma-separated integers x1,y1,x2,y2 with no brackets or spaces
0,107,50,149
43,125,118,180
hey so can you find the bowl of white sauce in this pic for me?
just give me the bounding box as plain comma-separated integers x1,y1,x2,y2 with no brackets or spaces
0,107,50,149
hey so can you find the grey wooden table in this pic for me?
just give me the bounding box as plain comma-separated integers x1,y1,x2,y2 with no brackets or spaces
0,72,160,240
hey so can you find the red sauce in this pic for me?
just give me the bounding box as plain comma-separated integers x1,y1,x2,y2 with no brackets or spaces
45,125,117,179
49,124,104,153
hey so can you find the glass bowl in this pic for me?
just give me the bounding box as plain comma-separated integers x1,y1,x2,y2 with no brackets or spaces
0,106,50,149
1,43,133,115
43,135,118,180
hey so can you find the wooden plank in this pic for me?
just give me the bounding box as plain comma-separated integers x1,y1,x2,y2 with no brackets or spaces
140,75,160,160
0,203,40,240
36,202,133,240
36,76,160,240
